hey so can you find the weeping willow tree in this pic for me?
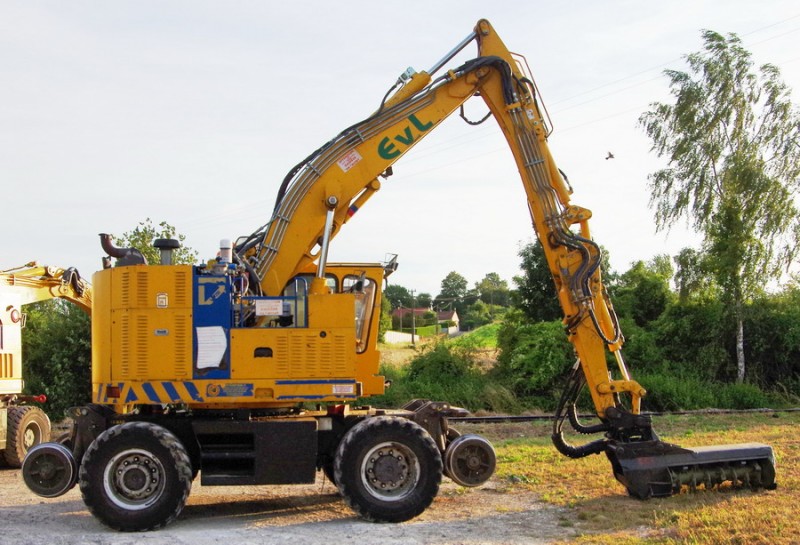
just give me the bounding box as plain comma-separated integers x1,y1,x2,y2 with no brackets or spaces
640,30,800,383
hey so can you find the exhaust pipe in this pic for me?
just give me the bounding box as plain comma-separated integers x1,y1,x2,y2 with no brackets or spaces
99,233,147,267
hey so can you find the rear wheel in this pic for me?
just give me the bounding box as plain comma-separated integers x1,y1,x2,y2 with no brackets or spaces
334,416,442,522
4,406,51,467
79,422,192,531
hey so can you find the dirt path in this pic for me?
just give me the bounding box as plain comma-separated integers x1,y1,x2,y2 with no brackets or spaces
0,467,574,545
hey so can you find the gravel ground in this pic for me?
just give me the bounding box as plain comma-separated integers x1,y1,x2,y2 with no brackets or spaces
0,466,575,545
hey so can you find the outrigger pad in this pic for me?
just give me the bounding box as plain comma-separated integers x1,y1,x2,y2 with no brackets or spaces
606,441,777,499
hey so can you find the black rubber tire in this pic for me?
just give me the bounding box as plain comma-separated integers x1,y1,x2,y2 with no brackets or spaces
4,406,51,468
334,416,442,522
79,421,193,532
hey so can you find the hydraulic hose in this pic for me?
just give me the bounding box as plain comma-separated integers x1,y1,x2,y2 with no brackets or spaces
551,361,609,459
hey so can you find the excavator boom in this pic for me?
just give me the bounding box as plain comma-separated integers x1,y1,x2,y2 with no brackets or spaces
233,19,776,497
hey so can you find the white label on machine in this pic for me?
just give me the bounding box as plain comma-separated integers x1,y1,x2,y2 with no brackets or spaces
196,326,228,369
337,149,362,172
255,299,283,316
333,384,355,395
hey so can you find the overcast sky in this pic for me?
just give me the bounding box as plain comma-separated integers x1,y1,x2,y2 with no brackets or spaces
2,1,799,296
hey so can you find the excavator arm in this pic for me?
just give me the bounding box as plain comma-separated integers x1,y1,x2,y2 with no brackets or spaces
238,19,632,419
0,263,92,314
235,19,776,498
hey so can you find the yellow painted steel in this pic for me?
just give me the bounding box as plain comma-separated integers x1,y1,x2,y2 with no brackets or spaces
92,263,385,409
1,263,92,395
92,19,640,419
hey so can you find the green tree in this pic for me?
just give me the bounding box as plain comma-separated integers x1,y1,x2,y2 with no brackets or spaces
639,30,800,382
512,240,563,322
461,300,492,330
384,284,413,309
613,257,674,327
114,218,198,265
475,272,510,309
23,300,92,419
435,271,471,317
416,292,432,309
673,247,717,302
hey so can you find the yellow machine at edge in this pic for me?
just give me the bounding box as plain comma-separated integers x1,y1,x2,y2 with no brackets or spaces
21,19,776,533
0,264,91,467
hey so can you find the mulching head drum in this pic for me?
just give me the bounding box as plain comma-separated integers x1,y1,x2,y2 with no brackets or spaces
606,440,777,499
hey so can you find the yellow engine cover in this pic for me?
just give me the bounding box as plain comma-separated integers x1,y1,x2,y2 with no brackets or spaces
91,265,384,410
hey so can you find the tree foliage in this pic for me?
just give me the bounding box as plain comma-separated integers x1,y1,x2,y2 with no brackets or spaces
639,30,800,381
435,271,472,318
475,272,510,307
384,284,413,309
22,300,92,419
512,240,562,322
114,218,198,265
613,257,674,327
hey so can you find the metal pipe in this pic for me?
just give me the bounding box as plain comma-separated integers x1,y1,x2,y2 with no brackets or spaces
427,31,477,75
316,196,338,279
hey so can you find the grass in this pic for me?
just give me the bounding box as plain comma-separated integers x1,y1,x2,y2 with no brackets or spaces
459,411,799,544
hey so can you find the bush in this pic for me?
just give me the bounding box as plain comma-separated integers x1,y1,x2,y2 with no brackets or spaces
495,315,573,397
637,372,716,411
407,343,474,381
716,382,772,410
366,343,522,414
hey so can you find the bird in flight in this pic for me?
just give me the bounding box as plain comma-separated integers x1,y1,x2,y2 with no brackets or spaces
605,151,615,160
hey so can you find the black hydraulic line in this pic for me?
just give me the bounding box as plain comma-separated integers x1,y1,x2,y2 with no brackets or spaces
459,103,492,126
568,402,608,435
548,363,610,458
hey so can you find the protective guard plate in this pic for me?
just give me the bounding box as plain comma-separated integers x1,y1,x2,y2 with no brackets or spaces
607,441,776,498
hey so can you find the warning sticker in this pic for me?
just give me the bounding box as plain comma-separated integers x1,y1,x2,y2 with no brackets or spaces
337,149,362,172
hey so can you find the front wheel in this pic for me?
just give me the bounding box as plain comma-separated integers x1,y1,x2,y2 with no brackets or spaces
79,422,192,531
334,416,442,522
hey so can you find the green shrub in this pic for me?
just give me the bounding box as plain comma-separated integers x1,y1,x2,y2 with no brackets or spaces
496,317,573,397
407,343,474,381
716,382,771,409
637,372,716,411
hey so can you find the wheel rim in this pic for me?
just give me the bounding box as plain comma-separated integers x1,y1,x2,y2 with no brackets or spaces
445,435,496,487
22,421,43,451
103,448,167,510
360,441,420,502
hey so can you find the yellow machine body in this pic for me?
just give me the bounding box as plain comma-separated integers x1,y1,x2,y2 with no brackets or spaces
91,263,385,410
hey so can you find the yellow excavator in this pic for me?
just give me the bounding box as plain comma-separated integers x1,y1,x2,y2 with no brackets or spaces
0,264,91,467
22,19,775,531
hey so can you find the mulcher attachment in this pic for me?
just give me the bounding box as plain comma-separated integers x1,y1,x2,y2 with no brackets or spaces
552,368,777,499
606,440,777,499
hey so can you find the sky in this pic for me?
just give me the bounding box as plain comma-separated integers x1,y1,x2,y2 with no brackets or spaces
2,1,799,297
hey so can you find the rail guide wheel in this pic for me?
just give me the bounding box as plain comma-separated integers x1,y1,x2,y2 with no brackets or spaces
444,434,496,487
22,442,78,498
